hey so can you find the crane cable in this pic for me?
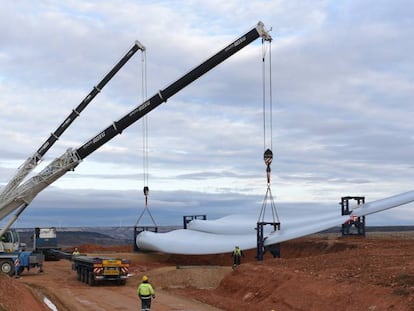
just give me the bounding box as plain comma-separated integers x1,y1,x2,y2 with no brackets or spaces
258,37,280,225
142,49,149,201
136,49,157,227
262,38,273,154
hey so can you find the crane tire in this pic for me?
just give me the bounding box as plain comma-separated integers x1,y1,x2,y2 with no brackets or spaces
0,260,15,276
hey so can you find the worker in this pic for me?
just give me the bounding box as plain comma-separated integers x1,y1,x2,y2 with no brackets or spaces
137,275,155,311
232,245,244,268
72,247,80,256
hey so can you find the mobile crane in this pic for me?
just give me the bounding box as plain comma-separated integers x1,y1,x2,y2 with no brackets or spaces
0,21,272,276
0,40,145,276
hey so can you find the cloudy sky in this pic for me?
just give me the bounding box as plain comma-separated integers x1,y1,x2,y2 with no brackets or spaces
0,0,413,228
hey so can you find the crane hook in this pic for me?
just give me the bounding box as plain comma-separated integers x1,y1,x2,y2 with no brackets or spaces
264,149,273,184
143,186,149,205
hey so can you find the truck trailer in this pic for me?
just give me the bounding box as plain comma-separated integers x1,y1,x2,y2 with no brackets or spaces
71,255,130,286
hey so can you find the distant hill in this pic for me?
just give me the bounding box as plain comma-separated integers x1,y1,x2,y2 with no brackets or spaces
16,225,414,250
17,225,181,249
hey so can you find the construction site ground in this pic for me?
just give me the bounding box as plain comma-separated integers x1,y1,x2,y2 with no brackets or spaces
1,232,414,311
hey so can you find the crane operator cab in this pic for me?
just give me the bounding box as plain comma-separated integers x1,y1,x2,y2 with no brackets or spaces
0,229,20,252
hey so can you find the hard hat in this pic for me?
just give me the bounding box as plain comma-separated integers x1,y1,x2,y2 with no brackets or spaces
142,275,149,282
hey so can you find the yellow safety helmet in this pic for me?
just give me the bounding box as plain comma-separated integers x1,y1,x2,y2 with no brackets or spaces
142,275,149,282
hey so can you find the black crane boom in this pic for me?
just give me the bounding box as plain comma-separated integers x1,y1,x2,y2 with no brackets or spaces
77,22,271,159
37,41,145,159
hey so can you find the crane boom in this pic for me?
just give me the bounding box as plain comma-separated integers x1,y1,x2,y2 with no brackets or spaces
0,21,271,223
78,22,271,159
0,41,145,203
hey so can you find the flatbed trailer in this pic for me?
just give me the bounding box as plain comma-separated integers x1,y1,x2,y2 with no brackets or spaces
71,255,130,286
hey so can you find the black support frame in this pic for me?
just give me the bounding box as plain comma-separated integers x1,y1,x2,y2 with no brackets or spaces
340,196,366,236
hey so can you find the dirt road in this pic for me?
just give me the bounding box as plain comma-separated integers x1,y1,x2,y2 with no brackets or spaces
17,252,226,311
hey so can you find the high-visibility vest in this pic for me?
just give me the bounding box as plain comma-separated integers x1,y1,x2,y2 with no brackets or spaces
233,248,241,256
138,283,154,297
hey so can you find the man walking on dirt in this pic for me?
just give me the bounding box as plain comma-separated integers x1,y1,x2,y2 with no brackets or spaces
137,275,155,311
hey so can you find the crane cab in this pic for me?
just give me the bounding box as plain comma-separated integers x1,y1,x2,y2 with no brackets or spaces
0,228,21,252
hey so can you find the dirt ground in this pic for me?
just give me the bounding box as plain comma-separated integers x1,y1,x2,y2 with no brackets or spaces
1,233,414,311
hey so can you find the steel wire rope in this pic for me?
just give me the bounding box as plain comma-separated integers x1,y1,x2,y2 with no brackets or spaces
259,38,279,224
142,50,149,191
136,49,157,226
261,39,274,152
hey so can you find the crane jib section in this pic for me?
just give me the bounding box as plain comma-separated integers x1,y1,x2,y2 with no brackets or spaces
37,42,144,159
77,21,271,160
0,41,145,209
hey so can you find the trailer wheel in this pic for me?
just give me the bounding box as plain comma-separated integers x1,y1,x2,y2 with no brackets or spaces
76,268,81,281
118,279,126,286
88,271,95,286
0,260,15,276
81,268,86,283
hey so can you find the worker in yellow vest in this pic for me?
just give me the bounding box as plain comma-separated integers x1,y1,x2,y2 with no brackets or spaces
232,245,244,268
137,275,155,311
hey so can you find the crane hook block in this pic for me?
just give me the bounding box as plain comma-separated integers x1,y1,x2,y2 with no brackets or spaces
264,149,273,167
143,186,149,196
